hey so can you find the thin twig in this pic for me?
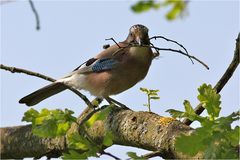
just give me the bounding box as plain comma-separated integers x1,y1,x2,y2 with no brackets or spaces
78,100,106,127
0,64,55,82
183,33,240,125
141,151,161,159
65,85,94,108
114,40,208,69
0,64,94,108
149,35,194,64
29,0,40,30
100,150,121,160
105,38,121,48
149,46,209,69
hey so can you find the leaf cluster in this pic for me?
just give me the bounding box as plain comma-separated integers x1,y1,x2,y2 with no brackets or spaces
167,84,239,158
22,108,77,137
131,0,187,20
22,105,115,159
63,106,114,159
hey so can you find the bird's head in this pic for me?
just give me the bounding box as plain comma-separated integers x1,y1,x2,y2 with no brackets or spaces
126,24,150,46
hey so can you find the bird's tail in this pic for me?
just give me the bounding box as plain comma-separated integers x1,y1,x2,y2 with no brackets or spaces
19,82,68,106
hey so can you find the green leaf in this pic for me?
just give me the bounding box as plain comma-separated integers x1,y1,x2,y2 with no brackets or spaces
103,131,113,147
183,100,200,121
85,105,113,128
175,127,211,156
149,92,157,96
183,100,195,115
172,83,239,158
131,0,160,13
204,134,239,159
150,96,160,100
183,100,207,122
34,108,50,125
197,84,221,119
63,147,99,159
63,150,84,159
56,122,71,135
67,133,91,150
65,133,100,159
165,0,186,20
22,108,39,122
166,109,185,118
127,152,145,160
226,126,240,146
22,108,76,138
149,89,160,93
64,108,77,122
140,87,149,93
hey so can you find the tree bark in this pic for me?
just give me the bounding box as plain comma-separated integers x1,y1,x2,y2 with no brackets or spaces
1,106,200,159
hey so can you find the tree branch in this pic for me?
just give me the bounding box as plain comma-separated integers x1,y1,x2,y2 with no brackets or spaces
0,64,55,82
1,107,198,159
183,33,239,125
0,64,94,108
29,0,40,30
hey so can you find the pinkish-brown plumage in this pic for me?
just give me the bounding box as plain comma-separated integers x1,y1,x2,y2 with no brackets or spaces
19,24,154,106
84,43,153,97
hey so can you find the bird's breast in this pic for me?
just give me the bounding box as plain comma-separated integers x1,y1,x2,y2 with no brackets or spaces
128,46,153,62
82,46,153,97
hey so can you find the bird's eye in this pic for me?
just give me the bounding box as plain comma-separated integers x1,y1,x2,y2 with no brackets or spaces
130,33,133,36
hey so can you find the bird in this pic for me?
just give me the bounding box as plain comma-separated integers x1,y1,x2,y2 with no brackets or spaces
19,24,154,107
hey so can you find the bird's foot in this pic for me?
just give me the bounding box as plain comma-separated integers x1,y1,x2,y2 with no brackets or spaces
105,97,130,110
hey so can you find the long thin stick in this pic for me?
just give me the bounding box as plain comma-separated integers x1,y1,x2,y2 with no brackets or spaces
151,46,209,70
105,38,121,48
106,38,209,69
0,64,94,108
150,35,194,64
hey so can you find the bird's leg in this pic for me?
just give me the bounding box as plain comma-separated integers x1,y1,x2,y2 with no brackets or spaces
105,97,129,110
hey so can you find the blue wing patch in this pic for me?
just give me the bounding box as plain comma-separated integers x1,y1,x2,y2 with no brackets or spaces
92,58,118,72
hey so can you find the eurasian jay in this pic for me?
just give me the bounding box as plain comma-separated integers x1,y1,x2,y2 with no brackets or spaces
19,24,154,107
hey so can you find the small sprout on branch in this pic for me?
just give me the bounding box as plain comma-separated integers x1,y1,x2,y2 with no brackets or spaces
140,87,160,112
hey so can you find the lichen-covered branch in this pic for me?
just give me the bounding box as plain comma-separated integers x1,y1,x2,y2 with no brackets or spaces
1,107,198,159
